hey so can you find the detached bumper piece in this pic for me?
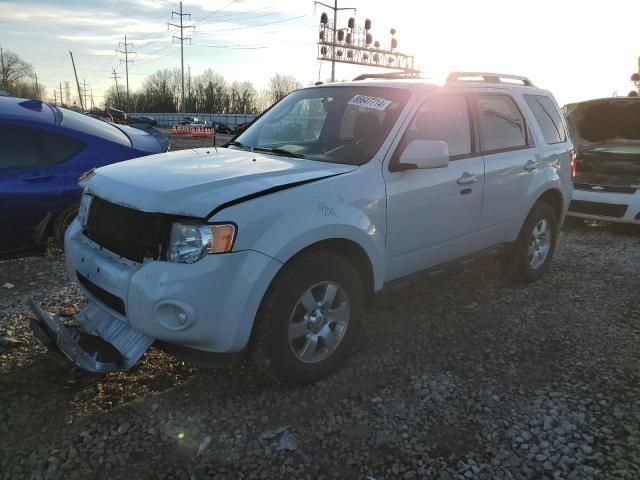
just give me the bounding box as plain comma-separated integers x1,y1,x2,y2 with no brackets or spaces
29,300,154,373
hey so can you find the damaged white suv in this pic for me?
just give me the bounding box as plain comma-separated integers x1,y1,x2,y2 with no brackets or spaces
31,72,573,385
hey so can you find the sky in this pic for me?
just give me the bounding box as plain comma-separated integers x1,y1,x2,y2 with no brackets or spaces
0,0,638,108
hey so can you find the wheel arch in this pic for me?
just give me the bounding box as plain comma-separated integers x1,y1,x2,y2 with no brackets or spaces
536,188,564,223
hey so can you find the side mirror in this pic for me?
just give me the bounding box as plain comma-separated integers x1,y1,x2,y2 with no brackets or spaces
395,140,450,171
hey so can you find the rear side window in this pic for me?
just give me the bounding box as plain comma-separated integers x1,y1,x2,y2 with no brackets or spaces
0,126,85,169
477,94,527,152
524,95,567,144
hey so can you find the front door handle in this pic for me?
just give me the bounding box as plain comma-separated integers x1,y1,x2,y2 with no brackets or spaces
22,174,53,182
457,172,479,185
524,160,541,172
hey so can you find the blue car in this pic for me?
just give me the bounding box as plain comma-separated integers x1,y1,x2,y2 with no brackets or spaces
0,97,169,258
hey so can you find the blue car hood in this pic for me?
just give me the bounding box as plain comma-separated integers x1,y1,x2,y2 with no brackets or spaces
83,147,357,218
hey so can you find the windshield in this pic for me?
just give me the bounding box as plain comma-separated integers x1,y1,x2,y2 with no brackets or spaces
57,106,132,146
232,86,410,165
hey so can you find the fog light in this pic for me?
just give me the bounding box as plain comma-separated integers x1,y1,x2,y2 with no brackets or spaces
154,300,196,331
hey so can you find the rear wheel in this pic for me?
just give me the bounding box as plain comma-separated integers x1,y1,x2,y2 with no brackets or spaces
502,202,558,283
251,250,364,386
53,205,78,248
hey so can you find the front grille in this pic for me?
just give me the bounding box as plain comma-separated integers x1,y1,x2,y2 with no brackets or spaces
569,200,628,218
77,272,126,316
574,183,637,194
83,196,172,263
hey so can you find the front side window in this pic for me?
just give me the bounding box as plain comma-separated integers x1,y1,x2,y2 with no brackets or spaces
234,86,410,165
395,95,472,160
524,94,567,144
0,126,85,169
477,94,527,152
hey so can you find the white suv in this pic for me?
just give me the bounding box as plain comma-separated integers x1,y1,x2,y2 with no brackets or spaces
31,72,573,385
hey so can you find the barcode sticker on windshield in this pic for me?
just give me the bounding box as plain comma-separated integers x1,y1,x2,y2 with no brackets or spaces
348,95,392,111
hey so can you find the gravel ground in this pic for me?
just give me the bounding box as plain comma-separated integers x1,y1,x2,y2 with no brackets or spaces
1,220,639,479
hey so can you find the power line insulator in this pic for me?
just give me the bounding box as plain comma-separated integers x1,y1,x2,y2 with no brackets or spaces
631,73,640,82
337,49,343,57
346,32,352,44
320,46,328,56
348,17,355,29
363,53,369,61
390,28,396,35
391,38,398,50
373,53,380,63
337,30,345,42
365,33,373,45
320,12,328,24
364,19,372,30
374,40,380,48
347,50,353,59
319,31,324,40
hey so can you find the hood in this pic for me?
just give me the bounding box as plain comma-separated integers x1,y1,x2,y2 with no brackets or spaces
83,147,357,218
564,98,640,152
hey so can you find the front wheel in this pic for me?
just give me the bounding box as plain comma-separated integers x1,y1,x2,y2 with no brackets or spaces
502,202,558,283
251,250,364,386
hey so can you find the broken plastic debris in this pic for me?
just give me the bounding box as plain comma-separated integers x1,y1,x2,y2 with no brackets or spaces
197,435,212,455
2,282,15,289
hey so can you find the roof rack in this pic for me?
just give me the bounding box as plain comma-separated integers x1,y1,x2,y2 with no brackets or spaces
447,72,534,87
353,71,422,81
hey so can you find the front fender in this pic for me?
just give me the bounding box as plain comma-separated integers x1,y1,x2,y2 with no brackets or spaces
211,165,387,290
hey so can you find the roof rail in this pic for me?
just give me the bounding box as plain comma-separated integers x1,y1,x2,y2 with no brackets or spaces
353,71,422,81
447,71,534,87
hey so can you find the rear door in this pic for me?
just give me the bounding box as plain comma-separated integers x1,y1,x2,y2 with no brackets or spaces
384,93,485,281
0,124,84,253
472,92,542,246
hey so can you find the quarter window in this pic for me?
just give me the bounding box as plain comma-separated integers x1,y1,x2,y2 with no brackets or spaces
477,94,527,152
524,94,567,144
0,126,85,169
397,95,472,159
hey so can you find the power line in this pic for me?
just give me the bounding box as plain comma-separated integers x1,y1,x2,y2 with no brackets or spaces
191,0,239,26
169,1,194,113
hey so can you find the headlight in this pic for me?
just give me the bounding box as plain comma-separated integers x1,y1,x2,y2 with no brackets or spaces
168,223,236,263
78,194,92,227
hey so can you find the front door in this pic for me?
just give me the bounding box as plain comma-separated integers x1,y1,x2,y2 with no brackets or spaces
384,94,485,281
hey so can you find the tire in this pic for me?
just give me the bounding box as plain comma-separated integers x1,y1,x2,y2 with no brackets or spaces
53,205,79,248
251,250,365,386
502,201,558,284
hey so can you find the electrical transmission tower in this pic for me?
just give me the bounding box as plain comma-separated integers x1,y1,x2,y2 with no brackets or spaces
169,1,194,113
117,35,134,110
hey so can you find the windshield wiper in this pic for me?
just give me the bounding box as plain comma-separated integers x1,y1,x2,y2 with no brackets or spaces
226,140,252,151
253,147,306,159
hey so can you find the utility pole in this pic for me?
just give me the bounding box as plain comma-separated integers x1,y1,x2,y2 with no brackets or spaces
169,1,194,113
314,1,356,82
54,90,57,105
112,69,122,108
0,46,5,90
34,72,39,99
69,51,84,111
117,35,134,110
59,81,63,106
82,78,88,110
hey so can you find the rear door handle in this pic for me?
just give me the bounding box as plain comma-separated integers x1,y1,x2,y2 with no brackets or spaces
22,174,53,182
457,172,479,185
524,160,541,172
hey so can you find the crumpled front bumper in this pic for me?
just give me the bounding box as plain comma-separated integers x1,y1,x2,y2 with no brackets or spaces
29,300,154,373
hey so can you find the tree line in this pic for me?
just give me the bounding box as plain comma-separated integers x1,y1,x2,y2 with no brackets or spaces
105,69,302,114
1,50,303,114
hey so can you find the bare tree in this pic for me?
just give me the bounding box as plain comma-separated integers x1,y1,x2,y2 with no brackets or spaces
267,74,302,104
1,50,36,96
